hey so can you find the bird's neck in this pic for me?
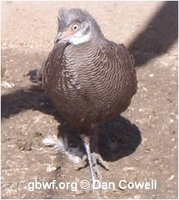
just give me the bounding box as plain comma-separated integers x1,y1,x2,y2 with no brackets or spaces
69,31,92,45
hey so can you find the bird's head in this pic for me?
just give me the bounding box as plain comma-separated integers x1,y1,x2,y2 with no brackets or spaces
54,8,103,45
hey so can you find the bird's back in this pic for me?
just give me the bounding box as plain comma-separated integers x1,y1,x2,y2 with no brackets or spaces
43,40,137,130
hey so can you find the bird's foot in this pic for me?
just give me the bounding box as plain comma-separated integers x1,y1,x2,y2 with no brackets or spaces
91,154,101,181
85,152,109,185
91,152,110,171
75,155,88,170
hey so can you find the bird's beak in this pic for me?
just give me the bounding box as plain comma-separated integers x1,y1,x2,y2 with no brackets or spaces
54,29,74,44
54,32,63,43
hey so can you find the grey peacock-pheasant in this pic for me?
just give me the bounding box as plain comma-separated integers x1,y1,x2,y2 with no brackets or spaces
29,8,137,185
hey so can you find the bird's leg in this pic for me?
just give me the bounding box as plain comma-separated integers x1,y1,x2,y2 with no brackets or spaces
91,128,110,171
82,136,99,187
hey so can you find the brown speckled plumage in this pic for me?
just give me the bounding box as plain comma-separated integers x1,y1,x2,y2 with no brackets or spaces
43,40,137,130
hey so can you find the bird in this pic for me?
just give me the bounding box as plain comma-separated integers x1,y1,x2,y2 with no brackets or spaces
30,8,137,185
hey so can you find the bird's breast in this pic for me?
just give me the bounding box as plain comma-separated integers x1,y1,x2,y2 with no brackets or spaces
43,42,137,129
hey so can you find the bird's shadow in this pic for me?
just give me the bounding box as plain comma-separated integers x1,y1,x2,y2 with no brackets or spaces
2,88,141,162
98,115,141,161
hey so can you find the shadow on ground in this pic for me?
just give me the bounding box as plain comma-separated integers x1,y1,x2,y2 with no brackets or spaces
2,88,141,162
129,1,178,67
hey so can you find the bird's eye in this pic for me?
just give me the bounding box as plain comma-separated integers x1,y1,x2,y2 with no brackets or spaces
71,23,80,32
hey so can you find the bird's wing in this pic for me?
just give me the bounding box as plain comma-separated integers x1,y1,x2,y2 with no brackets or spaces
115,43,137,97
116,43,135,69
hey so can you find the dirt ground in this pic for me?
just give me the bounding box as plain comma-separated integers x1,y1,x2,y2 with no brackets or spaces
1,1,178,199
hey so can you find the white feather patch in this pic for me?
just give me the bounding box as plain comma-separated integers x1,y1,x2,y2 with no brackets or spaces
42,135,65,152
69,31,91,45
42,135,82,163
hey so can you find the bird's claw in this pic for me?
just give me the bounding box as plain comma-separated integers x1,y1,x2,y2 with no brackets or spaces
92,152,110,171
74,155,88,170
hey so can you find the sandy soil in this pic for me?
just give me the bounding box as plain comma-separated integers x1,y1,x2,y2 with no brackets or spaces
1,1,178,199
